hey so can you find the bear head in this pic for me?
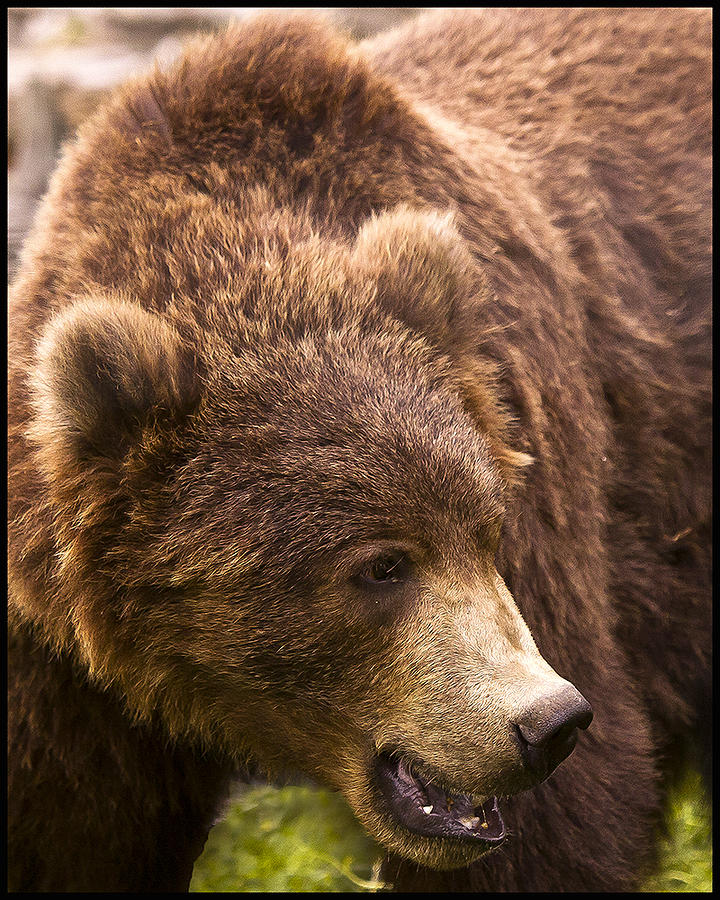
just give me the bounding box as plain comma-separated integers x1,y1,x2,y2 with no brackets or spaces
28,199,591,870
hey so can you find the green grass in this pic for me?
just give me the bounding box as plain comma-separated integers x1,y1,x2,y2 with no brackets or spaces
191,769,711,892
189,784,384,892
641,769,712,893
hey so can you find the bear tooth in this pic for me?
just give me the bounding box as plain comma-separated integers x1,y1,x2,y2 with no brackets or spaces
422,805,433,814
459,815,481,829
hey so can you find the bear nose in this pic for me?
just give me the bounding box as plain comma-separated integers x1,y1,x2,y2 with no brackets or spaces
514,686,593,781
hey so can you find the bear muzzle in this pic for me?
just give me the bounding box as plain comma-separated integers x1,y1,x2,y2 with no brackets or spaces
369,683,592,859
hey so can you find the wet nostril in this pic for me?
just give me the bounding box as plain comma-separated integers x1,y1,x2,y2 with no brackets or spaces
571,701,593,732
514,688,593,779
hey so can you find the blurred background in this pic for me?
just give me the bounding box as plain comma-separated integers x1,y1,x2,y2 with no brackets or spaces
6,7,711,893
7,7,421,278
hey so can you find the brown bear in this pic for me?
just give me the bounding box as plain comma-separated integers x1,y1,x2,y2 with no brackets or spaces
7,8,711,893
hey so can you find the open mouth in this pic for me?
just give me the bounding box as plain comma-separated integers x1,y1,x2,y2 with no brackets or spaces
373,751,506,845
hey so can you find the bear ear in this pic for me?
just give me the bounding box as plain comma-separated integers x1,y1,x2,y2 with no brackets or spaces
352,206,534,485
31,297,199,465
350,205,487,352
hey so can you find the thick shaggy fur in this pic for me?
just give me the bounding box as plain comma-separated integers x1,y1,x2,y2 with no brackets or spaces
7,8,710,892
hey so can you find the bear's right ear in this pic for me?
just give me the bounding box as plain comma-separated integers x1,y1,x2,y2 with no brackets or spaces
30,298,199,467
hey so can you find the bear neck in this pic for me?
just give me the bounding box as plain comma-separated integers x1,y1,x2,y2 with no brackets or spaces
7,618,235,892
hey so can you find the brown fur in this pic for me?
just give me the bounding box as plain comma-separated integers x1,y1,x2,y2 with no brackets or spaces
7,8,710,892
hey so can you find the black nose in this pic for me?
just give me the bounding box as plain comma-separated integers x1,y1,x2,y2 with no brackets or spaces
514,687,593,781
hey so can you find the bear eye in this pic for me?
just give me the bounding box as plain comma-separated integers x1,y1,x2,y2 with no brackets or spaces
356,550,410,586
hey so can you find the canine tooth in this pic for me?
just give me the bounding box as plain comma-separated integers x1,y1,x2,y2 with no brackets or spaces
422,805,433,815
459,816,480,829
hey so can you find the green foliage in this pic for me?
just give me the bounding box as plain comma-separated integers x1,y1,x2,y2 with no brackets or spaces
191,769,712,892
641,769,712,893
189,784,383,892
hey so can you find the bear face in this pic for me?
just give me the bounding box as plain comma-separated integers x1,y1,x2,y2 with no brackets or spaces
27,199,590,871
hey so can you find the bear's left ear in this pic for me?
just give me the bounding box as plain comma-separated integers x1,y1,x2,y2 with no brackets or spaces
30,297,199,471
350,205,488,353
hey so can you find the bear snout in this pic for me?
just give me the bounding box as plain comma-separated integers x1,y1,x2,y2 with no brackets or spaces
513,686,593,783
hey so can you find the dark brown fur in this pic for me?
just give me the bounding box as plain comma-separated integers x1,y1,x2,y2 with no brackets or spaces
7,8,710,892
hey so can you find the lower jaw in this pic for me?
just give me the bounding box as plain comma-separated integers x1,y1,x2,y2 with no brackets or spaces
366,752,508,870
374,817,502,871
342,790,505,872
